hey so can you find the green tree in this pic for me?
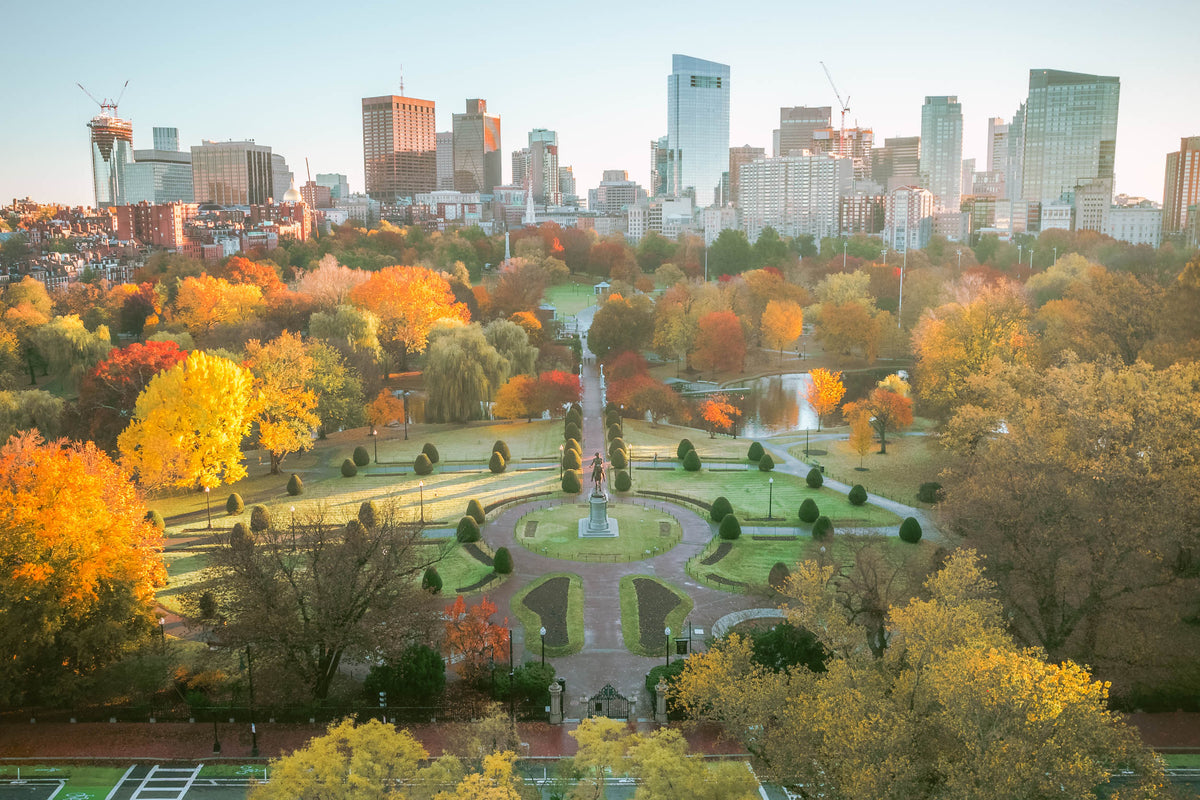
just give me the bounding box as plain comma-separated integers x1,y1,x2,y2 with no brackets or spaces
751,226,790,268
424,323,508,423
483,319,537,377
707,229,753,277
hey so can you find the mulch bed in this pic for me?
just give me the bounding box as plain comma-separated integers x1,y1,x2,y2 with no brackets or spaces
524,521,538,538
464,543,493,566
634,578,681,651
519,576,570,647
705,573,750,589
456,573,500,593
700,542,732,565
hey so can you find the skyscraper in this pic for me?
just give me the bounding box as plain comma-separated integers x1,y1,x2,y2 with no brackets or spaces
920,96,963,211
728,145,765,208
667,54,730,207
528,129,560,206
1162,136,1200,233
362,94,437,202
88,111,134,207
776,106,831,156
153,127,179,152
124,146,193,204
190,140,274,206
873,136,921,192
1021,69,1119,206
452,99,501,194
650,135,674,197
436,131,454,191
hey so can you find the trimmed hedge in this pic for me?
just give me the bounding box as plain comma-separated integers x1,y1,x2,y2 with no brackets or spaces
848,484,868,506
682,449,702,471
358,501,378,529
768,561,791,590
492,440,511,462
562,469,582,494
614,469,631,491
812,516,833,540
563,449,582,470
229,522,252,550
798,498,820,523
489,451,506,474
758,452,775,472
413,452,433,475
145,510,165,530
747,441,764,461
710,496,733,522
610,448,628,469
806,467,824,488
718,514,742,540
225,493,244,515
249,504,271,532
466,498,485,525
677,438,695,460
341,459,358,477
564,422,581,442
917,482,942,503
421,567,442,594
421,443,440,464
607,423,623,442
287,473,304,496
493,547,513,575
899,517,923,543
609,437,626,454
456,516,481,543
565,437,581,454
566,407,583,426
353,445,370,467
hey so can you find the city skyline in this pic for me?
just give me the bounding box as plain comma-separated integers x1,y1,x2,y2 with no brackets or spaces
3,0,1198,208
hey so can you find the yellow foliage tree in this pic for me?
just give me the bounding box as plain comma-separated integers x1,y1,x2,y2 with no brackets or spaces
848,408,873,468
492,374,535,421
245,332,319,474
118,350,258,490
350,265,470,370
760,299,804,362
172,274,264,336
805,367,846,431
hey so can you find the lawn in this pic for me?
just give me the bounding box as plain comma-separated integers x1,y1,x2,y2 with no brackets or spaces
0,765,130,800
618,575,694,656
618,419,753,462
785,431,960,507
434,542,502,595
514,503,681,562
687,533,938,594
510,572,585,658
371,419,567,464
634,469,902,528
544,282,598,318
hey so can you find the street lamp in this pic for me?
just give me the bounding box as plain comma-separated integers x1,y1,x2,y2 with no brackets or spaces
559,444,564,479
204,486,211,530
1029,248,1034,270
539,625,547,666
372,428,378,463
402,391,410,440
508,628,515,720
290,506,296,552
246,644,258,757
956,248,962,269
156,617,166,652
897,247,907,329
664,626,671,668
842,239,848,270
880,247,887,267
768,477,774,520
418,481,424,522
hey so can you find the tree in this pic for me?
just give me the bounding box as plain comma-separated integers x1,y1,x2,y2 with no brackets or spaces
708,229,753,277
214,502,439,700
424,323,508,423
305,340,366,435
586,293,654,359
815,302,880,362
692,310,746,375
349,265,470,369
363,643,446,705
751,226,790,268
483,319,536,377
219,255,284,294
699,394,741,438
76,340,187,453
366,389,405,429
848,408,873,468
488,257,549,317
672,551,1168,798
171,274,264,337
308,304,382,359
843,381,913,454
29,314,113,392
0,432,166,704
443,595,511,687
492,374,537,421
245,332,320,474
760,300,804,362
805,368,845,431
0,390,66,442
118,350,258,490
293,254,371,308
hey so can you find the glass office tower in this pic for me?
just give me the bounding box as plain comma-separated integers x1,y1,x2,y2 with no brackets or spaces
667,54,730,208
919,96,963,211
88,113,134,207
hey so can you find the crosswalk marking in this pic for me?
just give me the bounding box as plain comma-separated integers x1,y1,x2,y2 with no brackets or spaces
129,765,202,800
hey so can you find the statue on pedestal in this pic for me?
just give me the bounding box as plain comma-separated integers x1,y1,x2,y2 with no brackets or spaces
590,452,605,495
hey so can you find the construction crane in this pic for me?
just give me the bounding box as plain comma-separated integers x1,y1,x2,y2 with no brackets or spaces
819,62,850,158
76,80,129,117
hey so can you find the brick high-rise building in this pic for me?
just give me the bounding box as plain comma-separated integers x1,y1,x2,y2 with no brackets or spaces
114,201,198,248
1164,136,1200,233
362,94,437,202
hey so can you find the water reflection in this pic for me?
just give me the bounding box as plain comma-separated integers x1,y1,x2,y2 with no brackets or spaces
729,373,818,438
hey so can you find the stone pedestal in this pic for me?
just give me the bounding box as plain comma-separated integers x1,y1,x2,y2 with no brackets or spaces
549,681,563,724
654,681,669,724
578,490,619,538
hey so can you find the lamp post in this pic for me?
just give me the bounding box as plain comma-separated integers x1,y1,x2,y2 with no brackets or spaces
204,486,211,530
418,481,425,523
559,444,564,479
508,628,515,720
156,617,166,652
842,239,847,270
539,626,547,666
1053,246,1058,263
372,427,378,463
956,248,962,269
897,247,907,329
768,477,774,520
805,428,810,457
212,709,221,754
880,247,887,267
664,627,671,668
402,391,410,440
290,506,296,552
379,691,387,724
246,644,258,757
1029,248,1034,270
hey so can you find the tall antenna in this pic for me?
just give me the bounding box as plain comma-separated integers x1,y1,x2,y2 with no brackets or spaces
399,65,404,97
77,80,129,117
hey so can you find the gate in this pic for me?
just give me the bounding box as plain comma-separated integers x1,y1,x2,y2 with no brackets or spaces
587,684,632,719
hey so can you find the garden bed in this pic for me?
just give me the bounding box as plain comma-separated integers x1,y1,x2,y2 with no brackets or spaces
511,573,585,658
618,575,694,656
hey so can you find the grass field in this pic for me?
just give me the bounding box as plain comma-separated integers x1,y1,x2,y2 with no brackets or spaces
786,431,959,507
514,503,681,562
510,573,585,658
687,533,937,594
618,420,753,462
618,575,694,657
434,542,501,595
634,469,902,528
544,282,597,318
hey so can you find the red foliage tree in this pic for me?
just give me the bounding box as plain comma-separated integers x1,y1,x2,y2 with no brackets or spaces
534,370,581,414
692,311,746,375
76,340,188,452
443,595,510,686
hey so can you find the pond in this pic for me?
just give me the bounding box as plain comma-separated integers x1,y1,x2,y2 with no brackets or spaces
726,373,819,439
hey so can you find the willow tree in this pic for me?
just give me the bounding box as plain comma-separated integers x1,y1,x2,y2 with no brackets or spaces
423,323,509,423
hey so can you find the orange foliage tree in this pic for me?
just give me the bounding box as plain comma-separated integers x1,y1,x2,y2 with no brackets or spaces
366,389,406,429
443,595,510,686
806,368,846,431
692,310,746,375
844,381,914,455
349,266,470,370
760,299,804,362
493,374,537,421
220,255,284,294
0,432,166,702
699,393,742,438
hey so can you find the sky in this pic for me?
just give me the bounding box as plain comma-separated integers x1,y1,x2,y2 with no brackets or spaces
2,0,1198,209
